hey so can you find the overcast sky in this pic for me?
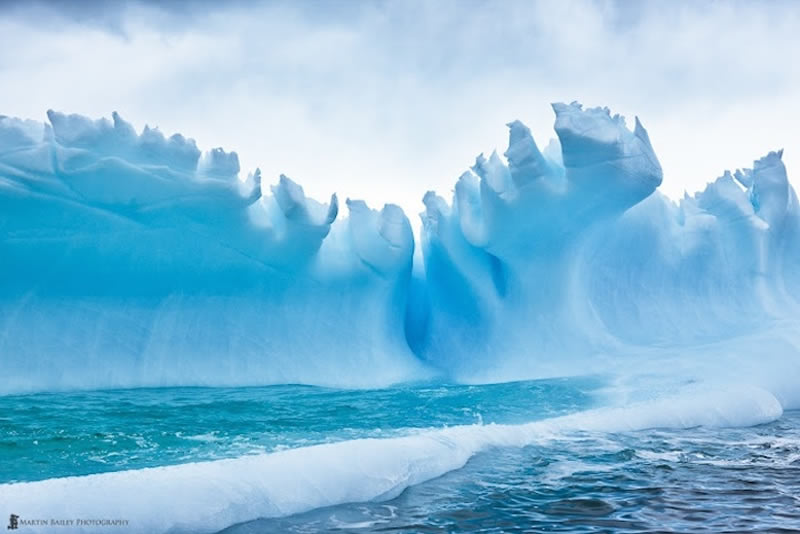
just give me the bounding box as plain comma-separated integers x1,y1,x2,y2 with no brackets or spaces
1,0,798,216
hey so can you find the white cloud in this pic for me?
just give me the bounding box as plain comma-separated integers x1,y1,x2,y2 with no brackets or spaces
1,0,798,216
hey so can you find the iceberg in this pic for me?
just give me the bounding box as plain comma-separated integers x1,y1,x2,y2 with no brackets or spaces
1,103,799,399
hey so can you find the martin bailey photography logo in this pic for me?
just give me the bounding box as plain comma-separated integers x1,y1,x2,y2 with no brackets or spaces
7,514,129,529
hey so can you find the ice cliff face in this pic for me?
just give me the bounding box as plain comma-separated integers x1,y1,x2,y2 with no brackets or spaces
0,111,424,390
416,105,800,387
1,103,798,396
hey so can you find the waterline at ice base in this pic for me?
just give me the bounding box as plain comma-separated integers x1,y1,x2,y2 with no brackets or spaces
1,103,799,533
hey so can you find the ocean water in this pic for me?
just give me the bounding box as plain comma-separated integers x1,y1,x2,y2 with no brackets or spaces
1,379,799,532
240,416,800,534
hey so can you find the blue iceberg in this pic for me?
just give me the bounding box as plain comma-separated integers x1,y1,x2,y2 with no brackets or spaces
0,102,798,400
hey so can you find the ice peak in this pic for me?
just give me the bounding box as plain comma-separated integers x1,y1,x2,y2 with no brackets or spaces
272,173,337,226
503,119,548,187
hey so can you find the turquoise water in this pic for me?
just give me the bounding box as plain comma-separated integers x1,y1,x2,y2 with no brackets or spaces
0,379,599,484
2,379,799,532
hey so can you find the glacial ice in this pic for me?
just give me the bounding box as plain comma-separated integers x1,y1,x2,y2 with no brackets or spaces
1,102,799,398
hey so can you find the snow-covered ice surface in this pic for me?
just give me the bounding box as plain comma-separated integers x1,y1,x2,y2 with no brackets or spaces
1,102,800,533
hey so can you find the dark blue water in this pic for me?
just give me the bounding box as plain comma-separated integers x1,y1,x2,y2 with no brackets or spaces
229,413,800,533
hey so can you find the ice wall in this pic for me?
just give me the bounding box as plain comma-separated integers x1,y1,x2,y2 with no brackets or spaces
416,104,665,378
1,104,799,394
0,112,425,392
416,104,800,387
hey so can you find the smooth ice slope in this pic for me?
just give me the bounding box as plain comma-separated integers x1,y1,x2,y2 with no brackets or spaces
1,103,799,396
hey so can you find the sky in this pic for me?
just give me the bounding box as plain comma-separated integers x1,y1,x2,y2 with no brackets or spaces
1,0,798,217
